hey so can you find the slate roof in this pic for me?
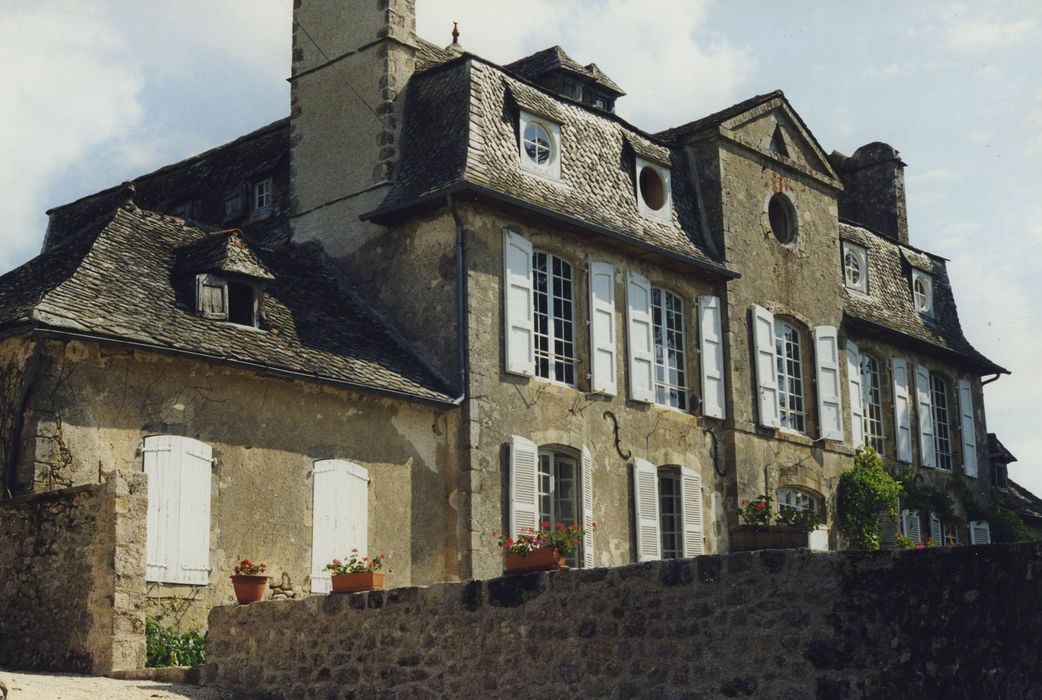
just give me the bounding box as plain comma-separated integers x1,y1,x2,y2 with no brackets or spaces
176,229,275,280
656,91,784,142
0,205,454,403
839,222,1005,374
505,46,625,96
369,57,729,274
415,37,457,71
1001,480,1042,525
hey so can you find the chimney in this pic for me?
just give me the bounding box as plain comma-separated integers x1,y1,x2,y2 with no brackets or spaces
289,0,418,259
828,142,909,244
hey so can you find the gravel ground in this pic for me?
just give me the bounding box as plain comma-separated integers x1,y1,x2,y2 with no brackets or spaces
0,670,230,699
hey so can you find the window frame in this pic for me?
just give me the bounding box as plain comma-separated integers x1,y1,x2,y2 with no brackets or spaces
531,250,577,387
658,468,683,559
774,319,807,434
842,242,869,294
861,353,886,453
635,157,672,222
930,372,954,471
768,192,798,245
519,110,562,181
912,270,934,315
253,178,273,212
651,286,689,410
994,463,1009,492
537,447,584,567
777,486,820,514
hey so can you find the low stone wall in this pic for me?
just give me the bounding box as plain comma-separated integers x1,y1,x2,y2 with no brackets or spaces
206,542,1042,699
0,470,147,673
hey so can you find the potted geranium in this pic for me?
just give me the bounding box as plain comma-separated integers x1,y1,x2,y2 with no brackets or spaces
494,521,590,575
730,495,825,551
230,559,269,604
325,549,385,593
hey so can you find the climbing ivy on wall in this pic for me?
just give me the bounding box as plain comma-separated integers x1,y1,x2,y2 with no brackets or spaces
837,447,903,551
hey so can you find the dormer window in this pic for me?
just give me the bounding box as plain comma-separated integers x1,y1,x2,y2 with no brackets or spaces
842,242,868,293
636,157,671,222
195,274,259,327
519,111,562,181
224,191,244,221
253,178,272,212
196,274,228,320
912,270,933,315
227,280,258,327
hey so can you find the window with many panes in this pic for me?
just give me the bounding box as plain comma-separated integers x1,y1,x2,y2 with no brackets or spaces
842,242,868,294
774,320,806,432
254,178,272,211
532,251,576,385
861,354,885,452
538,449,582,567
778,487,819,513
930,373,953,470
651,288,687,409
658,469,682,559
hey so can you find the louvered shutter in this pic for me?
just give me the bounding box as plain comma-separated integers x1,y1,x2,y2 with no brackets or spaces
915,364,936,468
503,230,535,376
626,271,655,403
680,467,704,557
892,358,913,462
752,305,779,428
902,509,921,543
929,512,942,544
846,341,865,448
814,326,844,441
698,295,726,419
878,512,899,549
588,262,617,395
509,436,539,536
311,460,369,593
144,435,177,583
581,446,595,568
632,458,660,561
969,520,991,545
177,438,213,585
958,379,978,478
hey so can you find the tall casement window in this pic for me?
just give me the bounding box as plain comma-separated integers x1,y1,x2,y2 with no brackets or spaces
532,251,576,385
775,320,806,432
651,287,687,409
632,460,704,561
538,449,582,566
861,354,886,452
931,374,954,470
658,469,683,559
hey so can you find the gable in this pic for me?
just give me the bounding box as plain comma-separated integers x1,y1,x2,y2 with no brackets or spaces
723,100,839,184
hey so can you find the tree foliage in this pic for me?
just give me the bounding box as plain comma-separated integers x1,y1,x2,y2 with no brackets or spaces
837,447,903,550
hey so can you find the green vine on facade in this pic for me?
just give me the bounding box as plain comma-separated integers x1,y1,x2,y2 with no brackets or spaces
837,447,903,550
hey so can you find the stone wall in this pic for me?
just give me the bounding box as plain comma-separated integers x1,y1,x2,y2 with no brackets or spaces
205,543,1042,699
0,470,147,673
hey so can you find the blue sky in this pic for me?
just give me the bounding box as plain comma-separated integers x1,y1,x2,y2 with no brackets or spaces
2,1,1040,495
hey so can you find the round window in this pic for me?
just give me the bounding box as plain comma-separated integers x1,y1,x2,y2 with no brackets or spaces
914,277,929,312
639,166,666,211
768,193,796,244
523,122,553,166
844,250,862,286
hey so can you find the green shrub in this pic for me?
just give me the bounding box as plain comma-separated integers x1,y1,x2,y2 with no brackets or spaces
989,503,1033,543
146,611,207,667
837,447,903,550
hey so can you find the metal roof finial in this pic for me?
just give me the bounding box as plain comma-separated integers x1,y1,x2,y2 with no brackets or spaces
451,21,460,45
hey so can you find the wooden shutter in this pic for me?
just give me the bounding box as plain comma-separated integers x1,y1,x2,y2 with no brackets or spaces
814,326,844,441
698,295,726,419
929,512,942,544
509,436,539,536
311,460,369,593
969,520,991,545
752,305,779,428
902,509,921,543
581,446,595,568
878,512,898,549
915,364,936,468
588,262,617,395
892,358,913,462
680,467,704,557
958,379,978,477
196,274,228,319
632,458,660,561
144,435,176,583
177,438,213,585
626,271,655,403
846,341,865,448
503,230,535,376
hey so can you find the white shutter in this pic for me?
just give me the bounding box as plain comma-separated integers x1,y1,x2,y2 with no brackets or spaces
588,262,617,395
503,230,535,376
892,358,913,462
144,435,176,583
929,512,942,544
814,326,844,441
311,460,369,593
915,364,936,468
581,446,594,568
680,467,704,557
177,438,213,586
969,520,991,545
698,295,726,419
846,341,865,448
626,271,655,403
902,509,921,543
958,379,978,478
752,305,779,428
509,436,539,536
631,458,660,561
878,512,899,549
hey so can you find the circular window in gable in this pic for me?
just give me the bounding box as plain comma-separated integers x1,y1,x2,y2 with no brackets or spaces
768,193,797,244
639,165,666,211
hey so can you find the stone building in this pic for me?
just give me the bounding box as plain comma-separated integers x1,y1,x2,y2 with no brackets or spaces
0,0,1023,657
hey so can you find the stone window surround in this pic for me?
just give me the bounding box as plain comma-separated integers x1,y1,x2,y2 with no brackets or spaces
911,269,934,316
634,156,672,223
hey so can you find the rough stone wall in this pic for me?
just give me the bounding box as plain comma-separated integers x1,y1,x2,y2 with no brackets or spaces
0,337,37,498
205,542,1042,699
830,143,909,244
16,338,459,630
0,470,147,673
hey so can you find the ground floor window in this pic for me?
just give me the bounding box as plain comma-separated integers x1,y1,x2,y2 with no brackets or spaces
659,469,683,559
538,449,581,567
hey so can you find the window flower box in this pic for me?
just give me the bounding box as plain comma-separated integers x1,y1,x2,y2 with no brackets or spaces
504,547,566,575
331,571,385,594
730,525,816,552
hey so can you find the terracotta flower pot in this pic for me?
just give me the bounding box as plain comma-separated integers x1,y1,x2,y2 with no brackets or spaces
331,571,385,593
504,548,566,575
231,574,269,604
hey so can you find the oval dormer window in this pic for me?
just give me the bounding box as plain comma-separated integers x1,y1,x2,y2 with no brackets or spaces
523,122,553,166
768,193,797,244
639,166,666,211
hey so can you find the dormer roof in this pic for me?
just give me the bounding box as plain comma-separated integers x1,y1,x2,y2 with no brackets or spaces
176,229,275,281
505,46,625,96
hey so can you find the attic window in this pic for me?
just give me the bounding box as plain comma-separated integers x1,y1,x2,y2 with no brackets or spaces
254,178,272,212
635,157,671,221
771,125,789,157
768,192,797,244
196,274,228,320
228,281,258,327
842,242,868,293
912,270,934,315
519,111,561,181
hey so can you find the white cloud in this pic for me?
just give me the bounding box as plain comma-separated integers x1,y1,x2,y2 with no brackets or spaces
945,17,1035,51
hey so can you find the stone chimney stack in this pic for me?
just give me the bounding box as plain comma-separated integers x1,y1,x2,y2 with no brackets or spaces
289,0,417,260
828,142,909,244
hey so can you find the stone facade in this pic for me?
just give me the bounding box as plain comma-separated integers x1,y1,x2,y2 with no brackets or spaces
205,542,1042,699
0,470,147,673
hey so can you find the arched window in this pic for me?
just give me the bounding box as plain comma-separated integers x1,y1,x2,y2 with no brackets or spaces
777,487,820,514
860,354,885,452
774,319,806,432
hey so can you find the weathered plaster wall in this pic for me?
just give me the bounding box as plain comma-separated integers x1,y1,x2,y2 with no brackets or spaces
18,339,459,629
205,542,1042,699
460,204,724,579
0,470,147,673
